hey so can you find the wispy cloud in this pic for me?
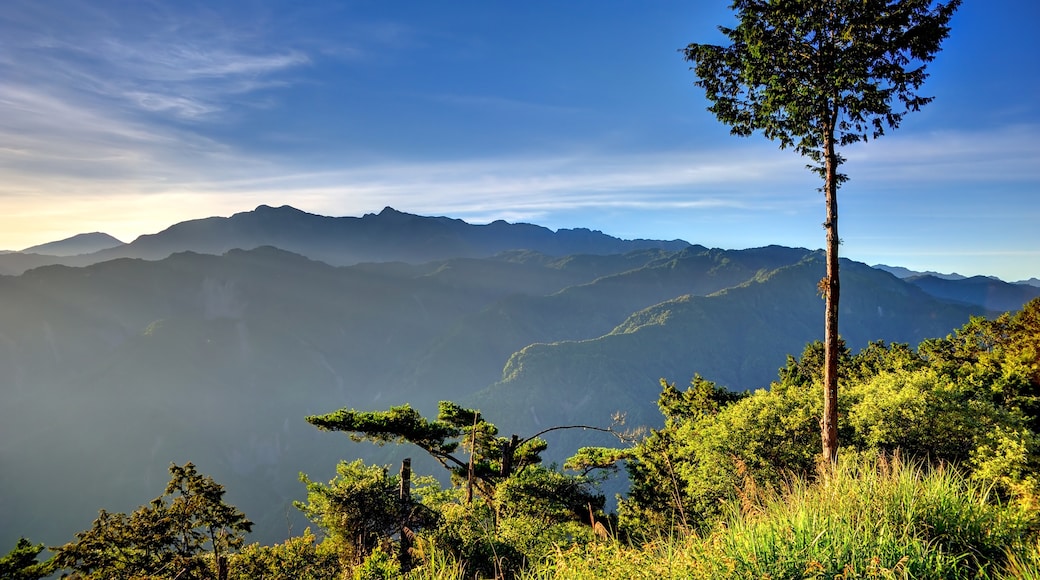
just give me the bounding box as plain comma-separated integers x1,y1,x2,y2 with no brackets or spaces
2,104,1037,248
2,1,1037,270
1,1,311,123
100,41,309,80
163,146,818,219
845,124,1040,183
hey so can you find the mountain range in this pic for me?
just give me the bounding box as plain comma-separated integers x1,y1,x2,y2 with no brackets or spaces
1,205,1036,550
0,205,688,275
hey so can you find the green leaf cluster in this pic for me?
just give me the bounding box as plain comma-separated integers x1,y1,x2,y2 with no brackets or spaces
685,0,961,168
307,402,560,500
619,298,1040,537
304,401,615,578
228,529,338,580
54,462,252,580
0,538,56,580
295,459,439,570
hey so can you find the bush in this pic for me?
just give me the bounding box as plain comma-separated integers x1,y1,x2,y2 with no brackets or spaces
229,529,339,580
621,302,1040,539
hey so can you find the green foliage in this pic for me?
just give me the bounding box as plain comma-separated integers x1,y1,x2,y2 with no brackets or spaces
306,401,616,578
410,489,599,579
618,374,819,535
622,300,1040,538
921,299,1040,426
707,456,1029,579
54,462,251,580
684,0,961,168
657,374,744,422
162,462,254,564
307,404,463,461
415,492,524,579
495,467,604,525
563,446,631,477
228,528,339,580
528,455,1036,579
296,459,438,570
352,544,401,580
306,400,617,506
307,402,518,497
0,538,56,580
1003,539,1040,580
685,0,962,463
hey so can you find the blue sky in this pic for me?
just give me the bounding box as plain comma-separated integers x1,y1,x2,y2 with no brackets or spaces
1,1,1037,280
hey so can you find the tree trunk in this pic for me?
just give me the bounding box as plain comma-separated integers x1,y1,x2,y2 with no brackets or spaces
500,434,518,477
466,416,477,504
399,458,412,571
399,458,412,501
822,132,841,464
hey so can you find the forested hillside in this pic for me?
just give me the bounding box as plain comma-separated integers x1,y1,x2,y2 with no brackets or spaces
8,298,1039,579
0,209,1034,558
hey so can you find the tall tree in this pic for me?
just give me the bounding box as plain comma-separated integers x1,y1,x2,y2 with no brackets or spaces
306,401,620,500
0,538,56,580
56,462,252,580
684,0,960,462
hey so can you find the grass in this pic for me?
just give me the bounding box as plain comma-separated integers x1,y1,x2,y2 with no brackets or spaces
509,454,1037,580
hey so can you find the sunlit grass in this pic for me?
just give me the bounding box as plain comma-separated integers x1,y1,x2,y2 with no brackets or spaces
405,537,468,580
1001,538,1040,580
513,454,1036,580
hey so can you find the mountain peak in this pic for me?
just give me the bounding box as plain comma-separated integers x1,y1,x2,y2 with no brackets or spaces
374,206,414,219
21,232,125,256
250,204,308,215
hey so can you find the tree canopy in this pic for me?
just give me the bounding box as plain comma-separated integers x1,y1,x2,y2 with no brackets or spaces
55,462,252,580
684,0,961,461
306,400,622,501
618,299,1040,535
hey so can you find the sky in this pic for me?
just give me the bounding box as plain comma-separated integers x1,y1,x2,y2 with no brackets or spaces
1,1,1038,281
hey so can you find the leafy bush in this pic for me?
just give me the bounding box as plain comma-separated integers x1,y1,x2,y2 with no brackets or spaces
54,463,251,580
0,538,56,580
229,528,339,580
296,459,439,573
620,300,1040,538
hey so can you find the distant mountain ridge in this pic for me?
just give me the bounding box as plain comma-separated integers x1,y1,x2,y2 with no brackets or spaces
7,209,1034,287
872,263,967,280
1,205,1036,553
475,255,985,436
905,274,1040,313
20,232,124,256
0,205,689,275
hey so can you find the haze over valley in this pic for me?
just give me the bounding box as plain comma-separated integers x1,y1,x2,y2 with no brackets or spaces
2,205,1037,549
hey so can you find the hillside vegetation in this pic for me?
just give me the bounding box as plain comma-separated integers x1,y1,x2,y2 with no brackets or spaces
8,298,1039,579
3,238,1003,551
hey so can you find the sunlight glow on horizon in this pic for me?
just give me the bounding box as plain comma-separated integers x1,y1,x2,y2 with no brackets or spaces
1,1,1037,281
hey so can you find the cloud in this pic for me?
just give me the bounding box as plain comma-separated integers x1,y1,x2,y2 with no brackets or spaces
3,98,1036,248
845,124,1040,183
170,147,818,219
1,2,312,125
1,2,1037,269
125,92,222,119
